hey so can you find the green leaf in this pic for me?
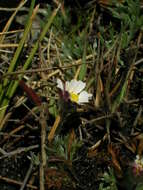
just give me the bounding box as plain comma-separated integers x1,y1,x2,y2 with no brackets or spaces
135,183,143,190
78,32,87,80
49,98,58,117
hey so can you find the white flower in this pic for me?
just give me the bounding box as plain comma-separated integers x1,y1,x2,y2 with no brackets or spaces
134,155,143,166
57,79,92,104
132,155,143,176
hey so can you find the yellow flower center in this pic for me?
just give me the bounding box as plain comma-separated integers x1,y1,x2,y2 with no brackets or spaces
70,93,79,103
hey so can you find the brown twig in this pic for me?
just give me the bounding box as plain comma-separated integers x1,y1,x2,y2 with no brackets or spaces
20,161,33,190
1,125,25,144
4,130,29,149
39,104,47,190
82,113,114,124
0,175,37,189
1,53,96,78
0,29,24,35
0,132,35,139
0,145,39,160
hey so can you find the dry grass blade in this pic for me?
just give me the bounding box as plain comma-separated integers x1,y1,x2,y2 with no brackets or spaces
0,3,39,129
48,115,61,143
40,104,47,190
0,1,143,189
95,75,103,107
67,128,75,160
108,144,122,177
0,0,27,43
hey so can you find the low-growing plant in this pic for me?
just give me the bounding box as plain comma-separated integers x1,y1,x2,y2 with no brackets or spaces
99,167,118,190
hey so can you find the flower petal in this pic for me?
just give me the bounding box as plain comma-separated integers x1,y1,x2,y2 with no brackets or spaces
57,79,64,90
66,79,86,94
73,81,86,94
78,91,92,104
66,79,77,92
65,81,70,91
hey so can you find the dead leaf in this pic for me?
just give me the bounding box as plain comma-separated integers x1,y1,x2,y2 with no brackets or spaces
45,168,66,190
108,144,122,177
88,140,101,157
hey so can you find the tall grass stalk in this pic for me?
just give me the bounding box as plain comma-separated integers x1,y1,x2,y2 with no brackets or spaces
0,4,61,129
0,0,36,128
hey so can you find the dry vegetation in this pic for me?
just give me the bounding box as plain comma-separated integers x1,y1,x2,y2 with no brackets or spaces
0,0,143,189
